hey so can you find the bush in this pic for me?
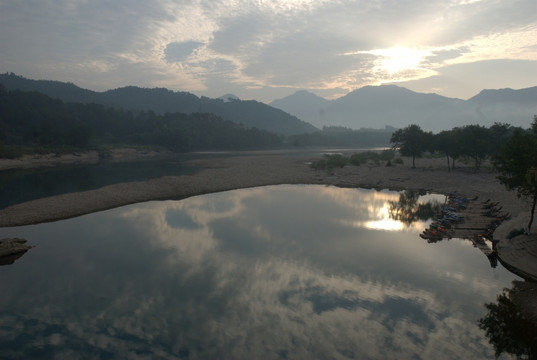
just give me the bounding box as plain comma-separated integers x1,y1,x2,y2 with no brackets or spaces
349,151,381,165
380,149,395,162
0,142,24,159
325,154,348,168
393,157,404,164
310,154,349,170
310,159,327,170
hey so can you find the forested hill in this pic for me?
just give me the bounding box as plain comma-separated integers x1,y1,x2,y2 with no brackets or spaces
0,86,283,156
0,73,318,136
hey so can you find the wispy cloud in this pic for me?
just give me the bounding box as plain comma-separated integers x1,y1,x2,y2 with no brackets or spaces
0,0,535,100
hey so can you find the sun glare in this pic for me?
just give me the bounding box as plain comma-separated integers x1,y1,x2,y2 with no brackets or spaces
367,47,431,74
364,218,405,231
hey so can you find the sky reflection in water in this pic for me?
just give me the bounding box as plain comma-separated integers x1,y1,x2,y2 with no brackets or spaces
0,185,520,359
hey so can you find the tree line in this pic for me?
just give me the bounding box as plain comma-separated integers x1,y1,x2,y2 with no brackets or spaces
0,72,317,136
0,86,283,157
0,86,397,158
390,123,521,170
288,126,394,148
391,119,537,230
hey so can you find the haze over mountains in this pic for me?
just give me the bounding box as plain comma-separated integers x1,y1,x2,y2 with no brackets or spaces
1,73,535,135
270,85,537,132
0,73,316,136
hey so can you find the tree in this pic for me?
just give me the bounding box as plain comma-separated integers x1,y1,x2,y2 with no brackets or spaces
432,129,464,172
488,122,514,155
459,124,490,170
493,117,537,230
390,124,430,168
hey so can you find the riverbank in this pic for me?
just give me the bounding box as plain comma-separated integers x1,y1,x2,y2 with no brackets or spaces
1,152,535,281
0,153,524,226
0,148,173,171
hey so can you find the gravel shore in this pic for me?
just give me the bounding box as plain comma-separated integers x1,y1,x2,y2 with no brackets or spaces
2,151,536,319
0,153,531,228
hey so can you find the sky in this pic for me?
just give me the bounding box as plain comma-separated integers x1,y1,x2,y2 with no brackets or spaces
0,0,536,103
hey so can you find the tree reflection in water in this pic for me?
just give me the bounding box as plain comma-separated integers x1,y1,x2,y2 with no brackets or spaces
479,280,537,359
388,191,537,359
388,190,443,225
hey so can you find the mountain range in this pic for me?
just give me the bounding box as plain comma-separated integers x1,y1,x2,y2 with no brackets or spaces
0,73,317,136
270,85,537,132
1,73,535,134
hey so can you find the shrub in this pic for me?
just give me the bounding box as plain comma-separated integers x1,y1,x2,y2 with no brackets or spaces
0,142,24,159
310,159,327,170
349,151,382,165
393,157,404,164
380,149,395,162
325,154,348,168
310,154,349,171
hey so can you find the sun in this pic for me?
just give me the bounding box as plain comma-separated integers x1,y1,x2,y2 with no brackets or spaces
368,47,431,74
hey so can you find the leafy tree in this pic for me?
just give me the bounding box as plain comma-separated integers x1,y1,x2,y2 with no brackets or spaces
493,117,537,230
459,124,491,170
433,129,463,171
390,124,431,168
488,122,514,155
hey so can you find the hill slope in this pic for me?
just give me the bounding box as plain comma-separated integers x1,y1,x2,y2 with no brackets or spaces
0,73,317,136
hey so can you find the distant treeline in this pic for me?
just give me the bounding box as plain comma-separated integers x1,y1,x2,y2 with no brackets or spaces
0,86,283,157
0,86,396,158
288,126,395,148
0,72,318,136
390,123,530,170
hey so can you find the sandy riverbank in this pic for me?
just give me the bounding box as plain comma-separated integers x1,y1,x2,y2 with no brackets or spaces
0,152,532,230
0,148,173,171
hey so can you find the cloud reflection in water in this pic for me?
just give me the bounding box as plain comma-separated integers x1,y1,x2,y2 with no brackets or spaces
0,185,519,359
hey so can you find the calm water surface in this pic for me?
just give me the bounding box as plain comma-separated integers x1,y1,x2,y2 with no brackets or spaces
0,185,521,359
0,157,195,209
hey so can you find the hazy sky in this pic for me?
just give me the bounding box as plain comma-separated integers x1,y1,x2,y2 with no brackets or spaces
1,0,536,102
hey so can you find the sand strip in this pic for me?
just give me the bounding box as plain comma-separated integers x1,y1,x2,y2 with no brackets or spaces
0,154,528,228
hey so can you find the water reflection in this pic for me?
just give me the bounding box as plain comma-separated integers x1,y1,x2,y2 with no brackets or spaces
388,190,443,226
479,280,537,359
0,185,521,359
0,157,194,209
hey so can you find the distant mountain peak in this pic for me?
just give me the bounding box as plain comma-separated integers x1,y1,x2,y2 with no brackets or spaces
218,93,240,102
468,86,537,103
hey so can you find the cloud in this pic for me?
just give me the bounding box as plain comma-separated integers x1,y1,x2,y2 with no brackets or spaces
164,41,204,62
0,0,535,101
391,59,537,99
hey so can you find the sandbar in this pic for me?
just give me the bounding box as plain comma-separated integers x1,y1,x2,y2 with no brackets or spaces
0,153,529,228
